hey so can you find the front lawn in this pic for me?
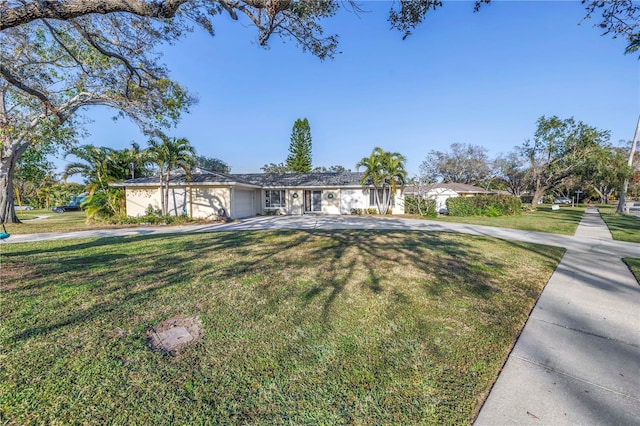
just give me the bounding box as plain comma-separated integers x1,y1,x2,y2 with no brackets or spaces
4,211,216,235
418,206,586,235
598,206,640,243
7,211,111,234
0,230,564,424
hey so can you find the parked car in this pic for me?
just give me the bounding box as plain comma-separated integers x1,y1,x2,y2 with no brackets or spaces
52,194,88,213
554,197,572,205
14,204,34,211
52,201,83,213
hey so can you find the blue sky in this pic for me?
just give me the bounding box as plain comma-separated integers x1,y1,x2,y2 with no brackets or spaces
64,1,639,179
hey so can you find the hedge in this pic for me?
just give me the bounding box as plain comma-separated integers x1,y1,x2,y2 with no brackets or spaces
446,194,522,217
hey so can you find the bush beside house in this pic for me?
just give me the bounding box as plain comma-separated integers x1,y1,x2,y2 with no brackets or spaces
404,195,437,217
446,195,522,217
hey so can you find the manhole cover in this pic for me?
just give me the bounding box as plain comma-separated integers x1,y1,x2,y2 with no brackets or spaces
146,316,203,356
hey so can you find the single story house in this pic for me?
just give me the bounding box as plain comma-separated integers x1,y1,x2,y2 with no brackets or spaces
404,183,496,213
114,169,404,219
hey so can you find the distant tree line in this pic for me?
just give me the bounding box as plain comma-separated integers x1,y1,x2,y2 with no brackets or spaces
417,115,638,206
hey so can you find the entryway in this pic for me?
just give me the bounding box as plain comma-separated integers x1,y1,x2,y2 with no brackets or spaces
304,190,322,213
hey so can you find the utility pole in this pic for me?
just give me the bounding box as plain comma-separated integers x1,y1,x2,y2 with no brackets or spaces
616,115,640,214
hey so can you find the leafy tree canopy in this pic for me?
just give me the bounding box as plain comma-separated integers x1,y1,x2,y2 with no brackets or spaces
524,115,610,206
196,155,230,174
1,0,636,223
261,162,290,174
420,143,491,186
313,165,349,173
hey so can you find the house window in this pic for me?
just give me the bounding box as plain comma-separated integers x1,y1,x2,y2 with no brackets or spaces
265,190,286,208
369,188,395,207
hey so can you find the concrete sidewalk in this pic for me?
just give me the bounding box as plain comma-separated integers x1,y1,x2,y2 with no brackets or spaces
475,207,640,425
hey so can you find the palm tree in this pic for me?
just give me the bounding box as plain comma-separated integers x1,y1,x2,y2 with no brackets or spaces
380,150,407,212
147,135,195,216
63,144,142,220
123,142,151,179
357,147,407,214
63,145,117,191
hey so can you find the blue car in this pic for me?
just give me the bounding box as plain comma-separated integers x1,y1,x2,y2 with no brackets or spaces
52,201,82,213
52,194,87,213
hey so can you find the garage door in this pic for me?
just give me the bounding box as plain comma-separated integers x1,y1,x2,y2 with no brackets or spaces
233,189,255,218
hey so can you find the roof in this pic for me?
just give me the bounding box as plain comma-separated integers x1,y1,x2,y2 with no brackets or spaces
405,183,495,195
114,170,368,188
232,172,366,188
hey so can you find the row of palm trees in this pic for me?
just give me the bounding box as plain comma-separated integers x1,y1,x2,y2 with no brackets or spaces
64,135,195,218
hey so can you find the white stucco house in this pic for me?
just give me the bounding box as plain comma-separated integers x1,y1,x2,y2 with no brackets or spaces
114,169,404,219
404,183,496,213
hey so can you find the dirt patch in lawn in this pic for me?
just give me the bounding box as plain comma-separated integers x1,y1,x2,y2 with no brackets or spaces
146,316,203,356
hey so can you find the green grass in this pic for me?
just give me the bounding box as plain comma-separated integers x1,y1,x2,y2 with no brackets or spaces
0,230,564,425
598,206,640,243
623,258,640,283
416,205,586,235
6,211,121,235
5,211,214,235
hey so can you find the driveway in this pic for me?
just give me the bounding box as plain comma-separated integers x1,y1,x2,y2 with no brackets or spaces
4,214,639,259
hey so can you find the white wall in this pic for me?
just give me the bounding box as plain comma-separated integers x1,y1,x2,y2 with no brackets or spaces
322,189,341,215
392,190,405,215
125,186,231,219
125,187,162,217
167,187,188,216
340,189,369,214
425,188,459,213
190,187,230,219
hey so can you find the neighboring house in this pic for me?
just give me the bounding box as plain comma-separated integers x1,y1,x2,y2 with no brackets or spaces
114,169,404,219
405,183,496,213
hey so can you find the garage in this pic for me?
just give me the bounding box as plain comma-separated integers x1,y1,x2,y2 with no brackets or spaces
232,189,255,219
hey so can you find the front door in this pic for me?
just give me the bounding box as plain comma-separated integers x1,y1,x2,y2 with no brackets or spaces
304,190,322,212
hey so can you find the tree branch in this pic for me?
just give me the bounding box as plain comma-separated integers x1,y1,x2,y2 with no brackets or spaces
0,62,60,119
1,0,191,31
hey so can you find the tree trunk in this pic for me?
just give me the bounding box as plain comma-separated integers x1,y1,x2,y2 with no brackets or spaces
164,171,171,216
0,152,20,223
617,115,640,214
530,188,545,208
158,173,166,216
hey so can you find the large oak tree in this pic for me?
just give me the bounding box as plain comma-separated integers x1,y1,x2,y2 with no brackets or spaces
524,116,610,207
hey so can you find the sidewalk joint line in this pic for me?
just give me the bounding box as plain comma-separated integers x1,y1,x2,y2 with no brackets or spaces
511,354,640,401
530,317,640,349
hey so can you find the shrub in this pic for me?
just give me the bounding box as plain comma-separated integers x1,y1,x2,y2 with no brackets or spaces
446,197,475,216
404,195,437,217
447,195,522,217
83,188,126,222
367,208,378,215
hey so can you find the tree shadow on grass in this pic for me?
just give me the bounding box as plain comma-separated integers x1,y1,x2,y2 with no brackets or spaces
297,230,502,323
2,230,317,343
2,228,552,344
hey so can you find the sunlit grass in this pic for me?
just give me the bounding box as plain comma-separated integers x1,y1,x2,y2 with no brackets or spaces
414,205,586,235
598,206,640,243
0,230,564,424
